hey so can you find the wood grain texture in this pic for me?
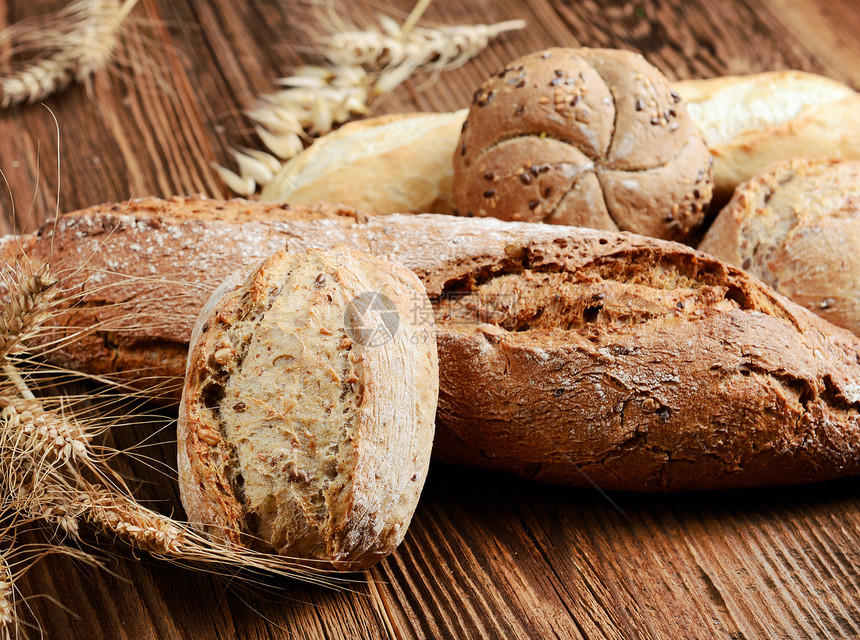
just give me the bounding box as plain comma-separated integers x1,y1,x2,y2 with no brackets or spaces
1,0,859,638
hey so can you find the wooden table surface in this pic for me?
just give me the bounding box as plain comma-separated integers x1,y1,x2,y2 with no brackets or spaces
2,0,860,638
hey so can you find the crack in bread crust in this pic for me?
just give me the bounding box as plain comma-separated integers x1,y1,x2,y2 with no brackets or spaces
433,244,801,336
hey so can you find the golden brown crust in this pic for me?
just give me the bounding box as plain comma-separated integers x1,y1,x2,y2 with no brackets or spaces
699,158,860,336
259,111,468,214
431,241,860,490
6,195,366,392
11,196,860,491
453,47,713,243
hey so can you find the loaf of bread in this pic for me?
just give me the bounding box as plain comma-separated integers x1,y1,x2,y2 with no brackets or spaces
699,158,860,336
259,111,467,214
674,71,860,204
9,196,860,490
178,247,438,569
453,47,714,244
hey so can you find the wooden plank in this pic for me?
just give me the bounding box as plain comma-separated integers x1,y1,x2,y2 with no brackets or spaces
1,0,859,638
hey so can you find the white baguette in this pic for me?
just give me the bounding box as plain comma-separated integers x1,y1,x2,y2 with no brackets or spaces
673,70,860,203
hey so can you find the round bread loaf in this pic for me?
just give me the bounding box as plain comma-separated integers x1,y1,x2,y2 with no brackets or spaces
699,158,860,336
177,247,438,570
453,47,714,243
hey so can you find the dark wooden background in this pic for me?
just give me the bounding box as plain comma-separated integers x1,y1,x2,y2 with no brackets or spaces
2,0,860,638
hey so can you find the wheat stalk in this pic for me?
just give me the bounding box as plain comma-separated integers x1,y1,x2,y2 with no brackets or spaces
0,250,349,635
0,550,12,640
0,387,351,588
0,526,108,640
0,265,57,366
217,0,525,197
0,0,141,107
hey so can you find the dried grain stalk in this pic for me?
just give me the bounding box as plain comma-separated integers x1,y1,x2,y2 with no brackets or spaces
0,388,346,584
0,0,141,107
0,265,57,366
218,0,524,197
0,535,106,640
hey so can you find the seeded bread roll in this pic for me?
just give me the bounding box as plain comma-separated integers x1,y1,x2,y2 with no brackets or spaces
9,196,860,491
699,158,860,336
453,47,714,244
674,71,860,205
177,246,438,569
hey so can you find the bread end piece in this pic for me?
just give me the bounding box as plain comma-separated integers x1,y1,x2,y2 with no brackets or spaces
178,247,438,570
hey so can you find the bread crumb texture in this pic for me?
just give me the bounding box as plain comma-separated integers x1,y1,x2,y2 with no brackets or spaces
453,47,714,243
178,247,438,569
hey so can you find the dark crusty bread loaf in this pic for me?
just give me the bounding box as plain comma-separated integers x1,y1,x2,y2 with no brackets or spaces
8,196,860,490
178,247,437,569
2,196,363,391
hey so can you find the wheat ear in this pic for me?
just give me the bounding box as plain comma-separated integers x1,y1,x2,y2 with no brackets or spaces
0,385,348,587
0,0,141,107
217,0,525,197
0,265,57,366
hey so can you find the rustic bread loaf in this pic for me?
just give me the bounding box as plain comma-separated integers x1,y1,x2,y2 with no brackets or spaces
259,111,467,214
10,196,860,490
699,158,860,336
452,47,713,244
178,247,438,569
674,71,860,205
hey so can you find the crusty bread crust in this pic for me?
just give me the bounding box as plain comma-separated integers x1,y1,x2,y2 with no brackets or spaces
699,158,860,336
178,247,438,569
260,111,467,215
236,71,860,224
10,196,860,490
1,196,366,392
